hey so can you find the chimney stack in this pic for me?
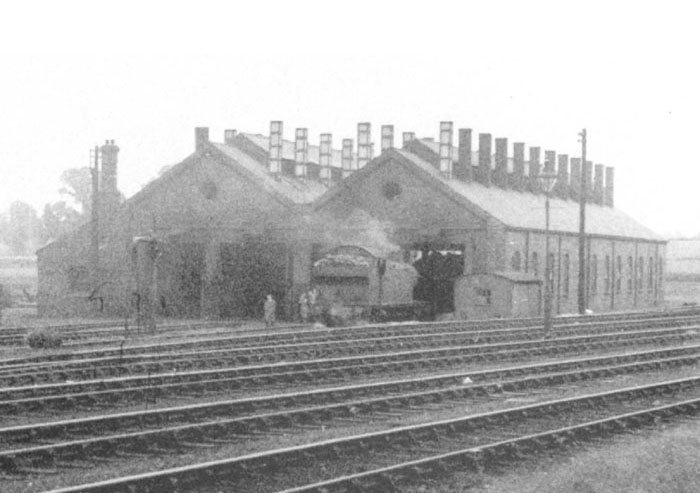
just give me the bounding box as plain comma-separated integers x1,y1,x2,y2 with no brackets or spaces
195,127,209,152
268,121,283,176
381,125,394,152
455,128,472,181
294,128,308,179
99,140,120,218
570,157,581,201
528,147,541,193
402,132,415,148
583,160,594,202
319,133,333,185
357,123,371,168
512,142,525,191
342,139,354,179
555,154,569,200
605,166,615,207
593,164,605,205
544,150,556,174
439,122,454,179
477,133,492,186
224,129,237,145
494,138,508,188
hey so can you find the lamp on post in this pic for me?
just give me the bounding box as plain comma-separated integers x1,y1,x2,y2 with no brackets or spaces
537,172,558,338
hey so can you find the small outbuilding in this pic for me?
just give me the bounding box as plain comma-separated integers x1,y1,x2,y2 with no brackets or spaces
455,271,541,319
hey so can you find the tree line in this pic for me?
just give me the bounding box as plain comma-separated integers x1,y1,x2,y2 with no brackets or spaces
0,168,92,256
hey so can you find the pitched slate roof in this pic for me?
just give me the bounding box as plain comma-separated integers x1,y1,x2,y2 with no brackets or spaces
317,148,663,242
211,143,328,205
237,132,349,169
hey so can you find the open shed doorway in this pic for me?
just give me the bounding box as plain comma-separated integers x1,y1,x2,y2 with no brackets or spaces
410,243,464,315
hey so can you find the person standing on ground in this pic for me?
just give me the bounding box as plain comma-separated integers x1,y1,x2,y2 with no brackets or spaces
299,292,309,323
263,294,277,328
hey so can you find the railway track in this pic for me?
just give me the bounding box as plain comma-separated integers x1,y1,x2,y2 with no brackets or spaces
0,345,697,478
30,375,700,493
2,314,699,386
1,326,698,413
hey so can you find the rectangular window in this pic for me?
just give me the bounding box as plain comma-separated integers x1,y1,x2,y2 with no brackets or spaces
475,287,492,306
563,253,570,298
627,256,633,293
616,256,622,294
591,255,598,294
604,255,611,295
638,257,644,292
648,256,654,292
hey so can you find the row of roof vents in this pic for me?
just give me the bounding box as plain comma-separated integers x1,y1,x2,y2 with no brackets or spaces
195,122,614,207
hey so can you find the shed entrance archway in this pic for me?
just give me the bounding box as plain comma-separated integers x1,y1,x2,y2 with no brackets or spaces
411,243,464,315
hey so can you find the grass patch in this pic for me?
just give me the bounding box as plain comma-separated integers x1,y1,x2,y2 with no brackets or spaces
468,420,700,493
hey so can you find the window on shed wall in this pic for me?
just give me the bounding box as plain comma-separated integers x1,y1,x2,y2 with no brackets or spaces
638,257,644,292
531,252,539,277
604,255,611,295
591,255,598,294
627,256,633,293
616,256,622,294
511,251,521,271
563,253,570,298
648,256,654,292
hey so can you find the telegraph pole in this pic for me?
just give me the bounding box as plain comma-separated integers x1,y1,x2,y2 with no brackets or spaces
577,129,587,314
91,146,100,287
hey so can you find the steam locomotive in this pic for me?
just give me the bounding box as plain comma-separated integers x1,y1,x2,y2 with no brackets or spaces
311,245,432,323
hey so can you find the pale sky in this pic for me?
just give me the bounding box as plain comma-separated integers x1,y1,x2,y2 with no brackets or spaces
0,1,698,237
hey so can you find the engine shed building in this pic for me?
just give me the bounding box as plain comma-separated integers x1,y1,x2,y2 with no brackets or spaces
37,122,665,320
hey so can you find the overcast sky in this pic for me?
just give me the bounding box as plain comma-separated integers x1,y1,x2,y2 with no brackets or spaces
0,1,697,237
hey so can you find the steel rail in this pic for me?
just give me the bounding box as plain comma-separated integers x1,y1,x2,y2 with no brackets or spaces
0,327,697,412
2,315,699,386
1,343,697,446
1,350,698,475
37,375,700,493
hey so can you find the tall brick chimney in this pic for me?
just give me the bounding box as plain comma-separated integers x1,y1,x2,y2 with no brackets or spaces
555,154,569,200
512,142,526,191
583,160,594,202
99,140,120,218
195,127,209,152
528,147,541,193
605,166,615,207
402,132,415,148
294,128,308,179
455,128,472,182
544,150,556,174
439,122,454,179
570,157,581,201
342,138,354,179
494,138,508,188
594,164,605,205
478,133,492,186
